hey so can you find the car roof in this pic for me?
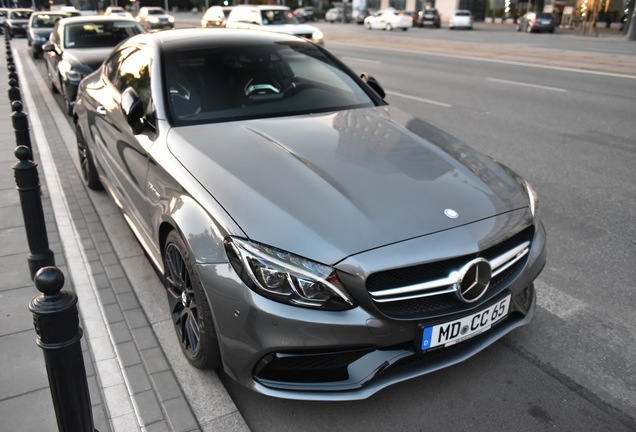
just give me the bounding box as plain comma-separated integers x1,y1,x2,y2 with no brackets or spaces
232,4,291,10
56,15,137,25
31,11,68,15
8,8,33,14
125,28,307,51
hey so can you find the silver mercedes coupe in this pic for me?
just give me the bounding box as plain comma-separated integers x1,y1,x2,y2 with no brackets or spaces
74,28,546,400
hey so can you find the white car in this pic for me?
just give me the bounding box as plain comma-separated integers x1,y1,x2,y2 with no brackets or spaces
135,6,175,31
449,10,473,29
201,5,227,27
364,8,412,31
225,5,323,45
104,6,132,18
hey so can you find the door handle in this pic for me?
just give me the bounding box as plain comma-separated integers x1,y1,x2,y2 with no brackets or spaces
96,106,107,116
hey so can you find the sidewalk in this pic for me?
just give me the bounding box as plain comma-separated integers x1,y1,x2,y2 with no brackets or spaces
0,39,249,431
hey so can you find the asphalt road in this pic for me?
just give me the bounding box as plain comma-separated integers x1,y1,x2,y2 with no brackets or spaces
218,34,636,432
21,20,636,431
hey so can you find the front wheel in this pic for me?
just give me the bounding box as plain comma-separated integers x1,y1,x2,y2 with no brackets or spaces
76,125,103,190
61,80,73,116
46,63,58,93
164,231,221,370
386,23,393,31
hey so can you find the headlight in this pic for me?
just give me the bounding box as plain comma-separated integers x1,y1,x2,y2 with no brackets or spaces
66,70,85,82
524,181,540,221
312,30,324,43
150,16,159,23
225,237,356,310
59,60,86,83
168,16,175,23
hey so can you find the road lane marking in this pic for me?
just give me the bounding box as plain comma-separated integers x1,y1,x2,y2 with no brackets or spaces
386,90,453,108
487,77,569,93
342,56,382,64
329,41,636,80
535,280,587,319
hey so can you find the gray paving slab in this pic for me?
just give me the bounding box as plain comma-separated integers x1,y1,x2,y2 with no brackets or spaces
1,34,249,432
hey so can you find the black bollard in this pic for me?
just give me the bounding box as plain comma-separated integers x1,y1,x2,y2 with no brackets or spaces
11,100,31,149
29,266,96,432
8,78,21,104
12,146,55,279
8,64,18,83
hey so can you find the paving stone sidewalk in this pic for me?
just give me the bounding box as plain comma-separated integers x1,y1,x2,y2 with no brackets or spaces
0,38,249,432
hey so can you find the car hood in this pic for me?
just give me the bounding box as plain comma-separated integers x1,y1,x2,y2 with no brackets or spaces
30,28,53,37
167,106,529,264
63,47,114,71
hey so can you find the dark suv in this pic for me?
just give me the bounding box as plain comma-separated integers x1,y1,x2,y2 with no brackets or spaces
417,8,441,28
516,12,555,33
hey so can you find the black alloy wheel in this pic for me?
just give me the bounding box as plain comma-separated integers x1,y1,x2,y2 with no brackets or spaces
76,125,102,190
46,63,58,93
61,79,73,116
164,231,221,370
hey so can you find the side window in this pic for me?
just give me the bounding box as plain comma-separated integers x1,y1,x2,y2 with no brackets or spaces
116,49,153,112
105,47,138,86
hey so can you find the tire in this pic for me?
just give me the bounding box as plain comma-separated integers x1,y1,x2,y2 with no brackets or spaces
76,125,103,190
164,230,222,370
61,78,73,116
386,23,393,31
365,22,371,29
402,27,408,31
46,64,58,93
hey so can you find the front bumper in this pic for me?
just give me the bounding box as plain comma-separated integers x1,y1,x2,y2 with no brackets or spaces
201,214,546,400
8,25,28,36
149,22,175,29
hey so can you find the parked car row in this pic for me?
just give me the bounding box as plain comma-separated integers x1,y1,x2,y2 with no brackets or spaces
1,6,175,39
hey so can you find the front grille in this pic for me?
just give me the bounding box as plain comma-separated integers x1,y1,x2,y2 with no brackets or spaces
255,348,373,383
366,227,533,319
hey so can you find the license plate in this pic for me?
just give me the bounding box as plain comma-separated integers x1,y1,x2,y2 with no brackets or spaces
420,295,511,351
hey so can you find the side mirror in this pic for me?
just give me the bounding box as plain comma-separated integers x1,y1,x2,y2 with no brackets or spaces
360,73,386,99
42,42,55,52
121,87,145,134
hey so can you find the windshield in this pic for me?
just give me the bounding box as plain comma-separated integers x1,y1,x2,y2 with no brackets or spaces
165,42,377,126
64,22,143,48
260,9,299,25
32,13,65,28
11,11,32,19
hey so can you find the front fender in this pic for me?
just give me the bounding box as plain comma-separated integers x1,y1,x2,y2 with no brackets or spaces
160,195,232,265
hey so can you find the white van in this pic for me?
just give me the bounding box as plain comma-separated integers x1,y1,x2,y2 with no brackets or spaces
225,5,324,45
